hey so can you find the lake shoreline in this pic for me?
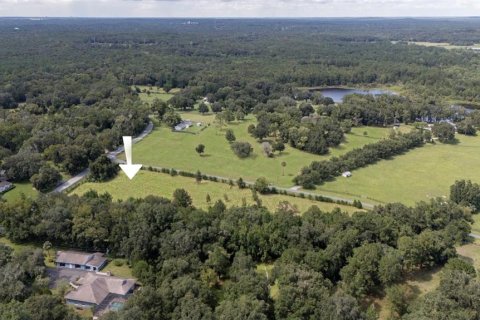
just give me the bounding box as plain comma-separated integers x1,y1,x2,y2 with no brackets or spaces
303,86,396,103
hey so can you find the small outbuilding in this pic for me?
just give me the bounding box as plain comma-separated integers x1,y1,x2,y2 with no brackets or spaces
174,120,193,131
0,181,14,193
342,171,352,178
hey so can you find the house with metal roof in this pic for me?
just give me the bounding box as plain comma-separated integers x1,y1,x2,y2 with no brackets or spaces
174,120,193,131
55,251,107,272
0,181,14,193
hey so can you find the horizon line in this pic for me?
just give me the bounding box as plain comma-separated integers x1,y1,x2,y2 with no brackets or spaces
1,16,480,19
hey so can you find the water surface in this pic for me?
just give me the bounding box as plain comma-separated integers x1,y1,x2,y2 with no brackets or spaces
316,87,394,103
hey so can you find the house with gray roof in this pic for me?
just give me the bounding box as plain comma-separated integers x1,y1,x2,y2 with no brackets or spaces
65,273,135,312
55,251,107,272
0,181,13,193
174,120,193,131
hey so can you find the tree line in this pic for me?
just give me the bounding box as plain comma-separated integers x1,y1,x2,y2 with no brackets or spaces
294,130,426,188
0,186,473,319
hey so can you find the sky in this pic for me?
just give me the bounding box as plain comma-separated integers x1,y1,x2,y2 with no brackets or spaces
0,0,480,18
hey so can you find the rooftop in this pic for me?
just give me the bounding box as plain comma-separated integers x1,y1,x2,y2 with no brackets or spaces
65,273,135,305
0,181,12,187
56,251,107,268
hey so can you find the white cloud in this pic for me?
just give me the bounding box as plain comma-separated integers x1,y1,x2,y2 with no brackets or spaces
0,0,479,17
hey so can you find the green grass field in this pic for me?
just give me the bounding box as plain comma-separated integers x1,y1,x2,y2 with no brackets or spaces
457,242,480,271
319,134,480,205
2,182,38,202
127,111,397,188
103,259,134,278
0,237,55,267
71,170,359,214
408,41,480,50
472,215,480,234
134,85,179,103
256,263,279,300
0,237,133,278
372,266,442,320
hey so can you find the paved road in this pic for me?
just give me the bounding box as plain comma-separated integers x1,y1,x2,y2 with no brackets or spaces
52,120,374,209
52,169,90,193
52,121,154,193
470,233,480,239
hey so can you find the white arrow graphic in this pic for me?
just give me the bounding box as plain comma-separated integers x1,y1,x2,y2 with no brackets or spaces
119,136,142,180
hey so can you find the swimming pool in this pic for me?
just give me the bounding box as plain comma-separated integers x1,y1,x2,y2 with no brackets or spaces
109,301,125,312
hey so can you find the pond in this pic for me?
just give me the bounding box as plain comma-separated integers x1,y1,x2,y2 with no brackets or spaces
451,104,477,115
314,87,394,103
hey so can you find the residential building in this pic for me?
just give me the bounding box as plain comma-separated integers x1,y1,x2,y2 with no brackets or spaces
65,273,135,312
55,251,107,271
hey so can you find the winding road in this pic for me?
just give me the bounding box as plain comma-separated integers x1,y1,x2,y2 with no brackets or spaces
51,121,154,193
52,120,376,209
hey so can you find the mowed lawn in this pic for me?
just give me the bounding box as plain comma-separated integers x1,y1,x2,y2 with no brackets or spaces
128,111,396,188
319,134,480,205
71,171,360,214
2,182,38,202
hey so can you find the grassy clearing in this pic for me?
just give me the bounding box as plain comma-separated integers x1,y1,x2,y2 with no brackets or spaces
2,182,38,202
472,215,480,234
133,85,179,103
71,307,93,319
256,263,274,279
320,134,480,205
256,263,279,300
0,237,38,253
457,242,480,271
408,41,480,50
71,170,359,214
372,267,442,320
103,259,134,278
0,237,55,267
127,111,396,189
0,237,133,277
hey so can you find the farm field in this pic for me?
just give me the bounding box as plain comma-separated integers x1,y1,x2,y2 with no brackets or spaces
71,170,360,214
127,111,401,188
319,134,480,205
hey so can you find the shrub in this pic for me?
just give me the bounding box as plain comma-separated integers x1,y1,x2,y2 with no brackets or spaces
231,141,253,158
253,177,270,194
113,259,124,267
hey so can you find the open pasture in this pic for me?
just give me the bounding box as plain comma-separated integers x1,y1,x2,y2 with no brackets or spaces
71,170,360,214
128,112,398,188
319,134,480,205
133,85,179,103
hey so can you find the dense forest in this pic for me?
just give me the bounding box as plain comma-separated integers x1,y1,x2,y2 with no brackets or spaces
2,17,480,319
0,188,474,319
2,17,480,186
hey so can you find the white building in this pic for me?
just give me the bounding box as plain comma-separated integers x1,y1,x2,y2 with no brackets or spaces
342,171,352,178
